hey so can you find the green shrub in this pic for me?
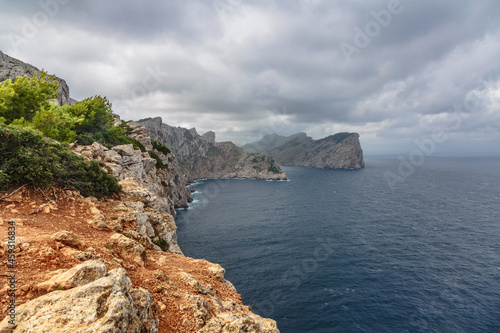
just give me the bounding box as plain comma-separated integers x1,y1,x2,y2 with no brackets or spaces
0,124,120,196
148,150,166,170
152,140,171,155
153,238,169,252
32,103,83,143
68,96,142,150
69,95,115,133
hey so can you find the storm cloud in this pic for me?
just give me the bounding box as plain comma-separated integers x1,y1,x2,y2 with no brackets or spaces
1,0,499,154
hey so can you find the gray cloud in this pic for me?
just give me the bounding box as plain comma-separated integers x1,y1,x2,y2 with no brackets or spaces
1,0,499,154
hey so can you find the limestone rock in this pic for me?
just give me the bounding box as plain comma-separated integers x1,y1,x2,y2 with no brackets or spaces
35,259,106,292
119,177,157,206
181,272,209,295
126,121,154,151
208,263,237,292
0,268,158,333
70,120,193,212
51,230,85,250
112,144,135,156
183,294,212,329
86,202,112,230
105,233,147,266
129,287,158,331
202,131,216,144
103,149,122,164
200,312,279,333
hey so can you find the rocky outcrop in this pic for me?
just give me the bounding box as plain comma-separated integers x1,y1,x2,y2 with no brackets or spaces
0,261,158,333
0,50,71,106
105,233,147,266
122,120,193,209
34,259,107,293
243,132,365,169
71,123,192,211
174,261,279,333
0,186,281,332
139,117,287,182
71,141,184,253
202,131,216,144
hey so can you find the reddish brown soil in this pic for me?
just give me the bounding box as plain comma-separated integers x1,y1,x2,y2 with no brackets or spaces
0,186,247,332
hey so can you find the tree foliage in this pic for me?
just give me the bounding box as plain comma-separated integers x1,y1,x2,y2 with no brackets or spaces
0,71,59,123
69,95,115,133
32,103,84,143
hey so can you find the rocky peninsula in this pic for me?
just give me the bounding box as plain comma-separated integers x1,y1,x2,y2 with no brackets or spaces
243,132,365,169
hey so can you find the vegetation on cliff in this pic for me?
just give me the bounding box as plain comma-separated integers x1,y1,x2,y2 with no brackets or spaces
0,124,120,196
0,71,178,195
0,71,125,196
0,71,143,150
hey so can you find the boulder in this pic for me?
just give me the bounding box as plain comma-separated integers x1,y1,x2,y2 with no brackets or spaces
103,149,122,164
35,259,106,292
51,230,85,250
0,268,158,333
105,233,147,266
112,144,135,156
200,312,280,333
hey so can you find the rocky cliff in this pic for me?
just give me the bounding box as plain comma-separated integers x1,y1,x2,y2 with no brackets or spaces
0,53,281,332
0,50,72,106
0,186,279,332
243,132,365,169
0,121,279,332
139,117,287,182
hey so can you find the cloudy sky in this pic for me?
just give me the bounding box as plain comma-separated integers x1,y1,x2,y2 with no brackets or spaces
1,0,500,155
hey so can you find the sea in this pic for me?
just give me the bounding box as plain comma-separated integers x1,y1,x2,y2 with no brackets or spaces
175,156,500,332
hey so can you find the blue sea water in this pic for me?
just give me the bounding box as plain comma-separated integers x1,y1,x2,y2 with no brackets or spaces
175,157,500,332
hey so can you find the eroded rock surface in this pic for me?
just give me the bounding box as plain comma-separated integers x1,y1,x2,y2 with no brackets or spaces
0,265,158,333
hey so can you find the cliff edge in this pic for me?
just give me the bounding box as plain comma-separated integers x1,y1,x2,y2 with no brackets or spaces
0,186,279,332
139,117,287,182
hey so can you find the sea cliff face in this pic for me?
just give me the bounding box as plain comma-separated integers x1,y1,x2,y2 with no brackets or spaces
243,132,365,169
0,52,280,332
0,50,71,106
0,125,280,332
139,117,287,182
